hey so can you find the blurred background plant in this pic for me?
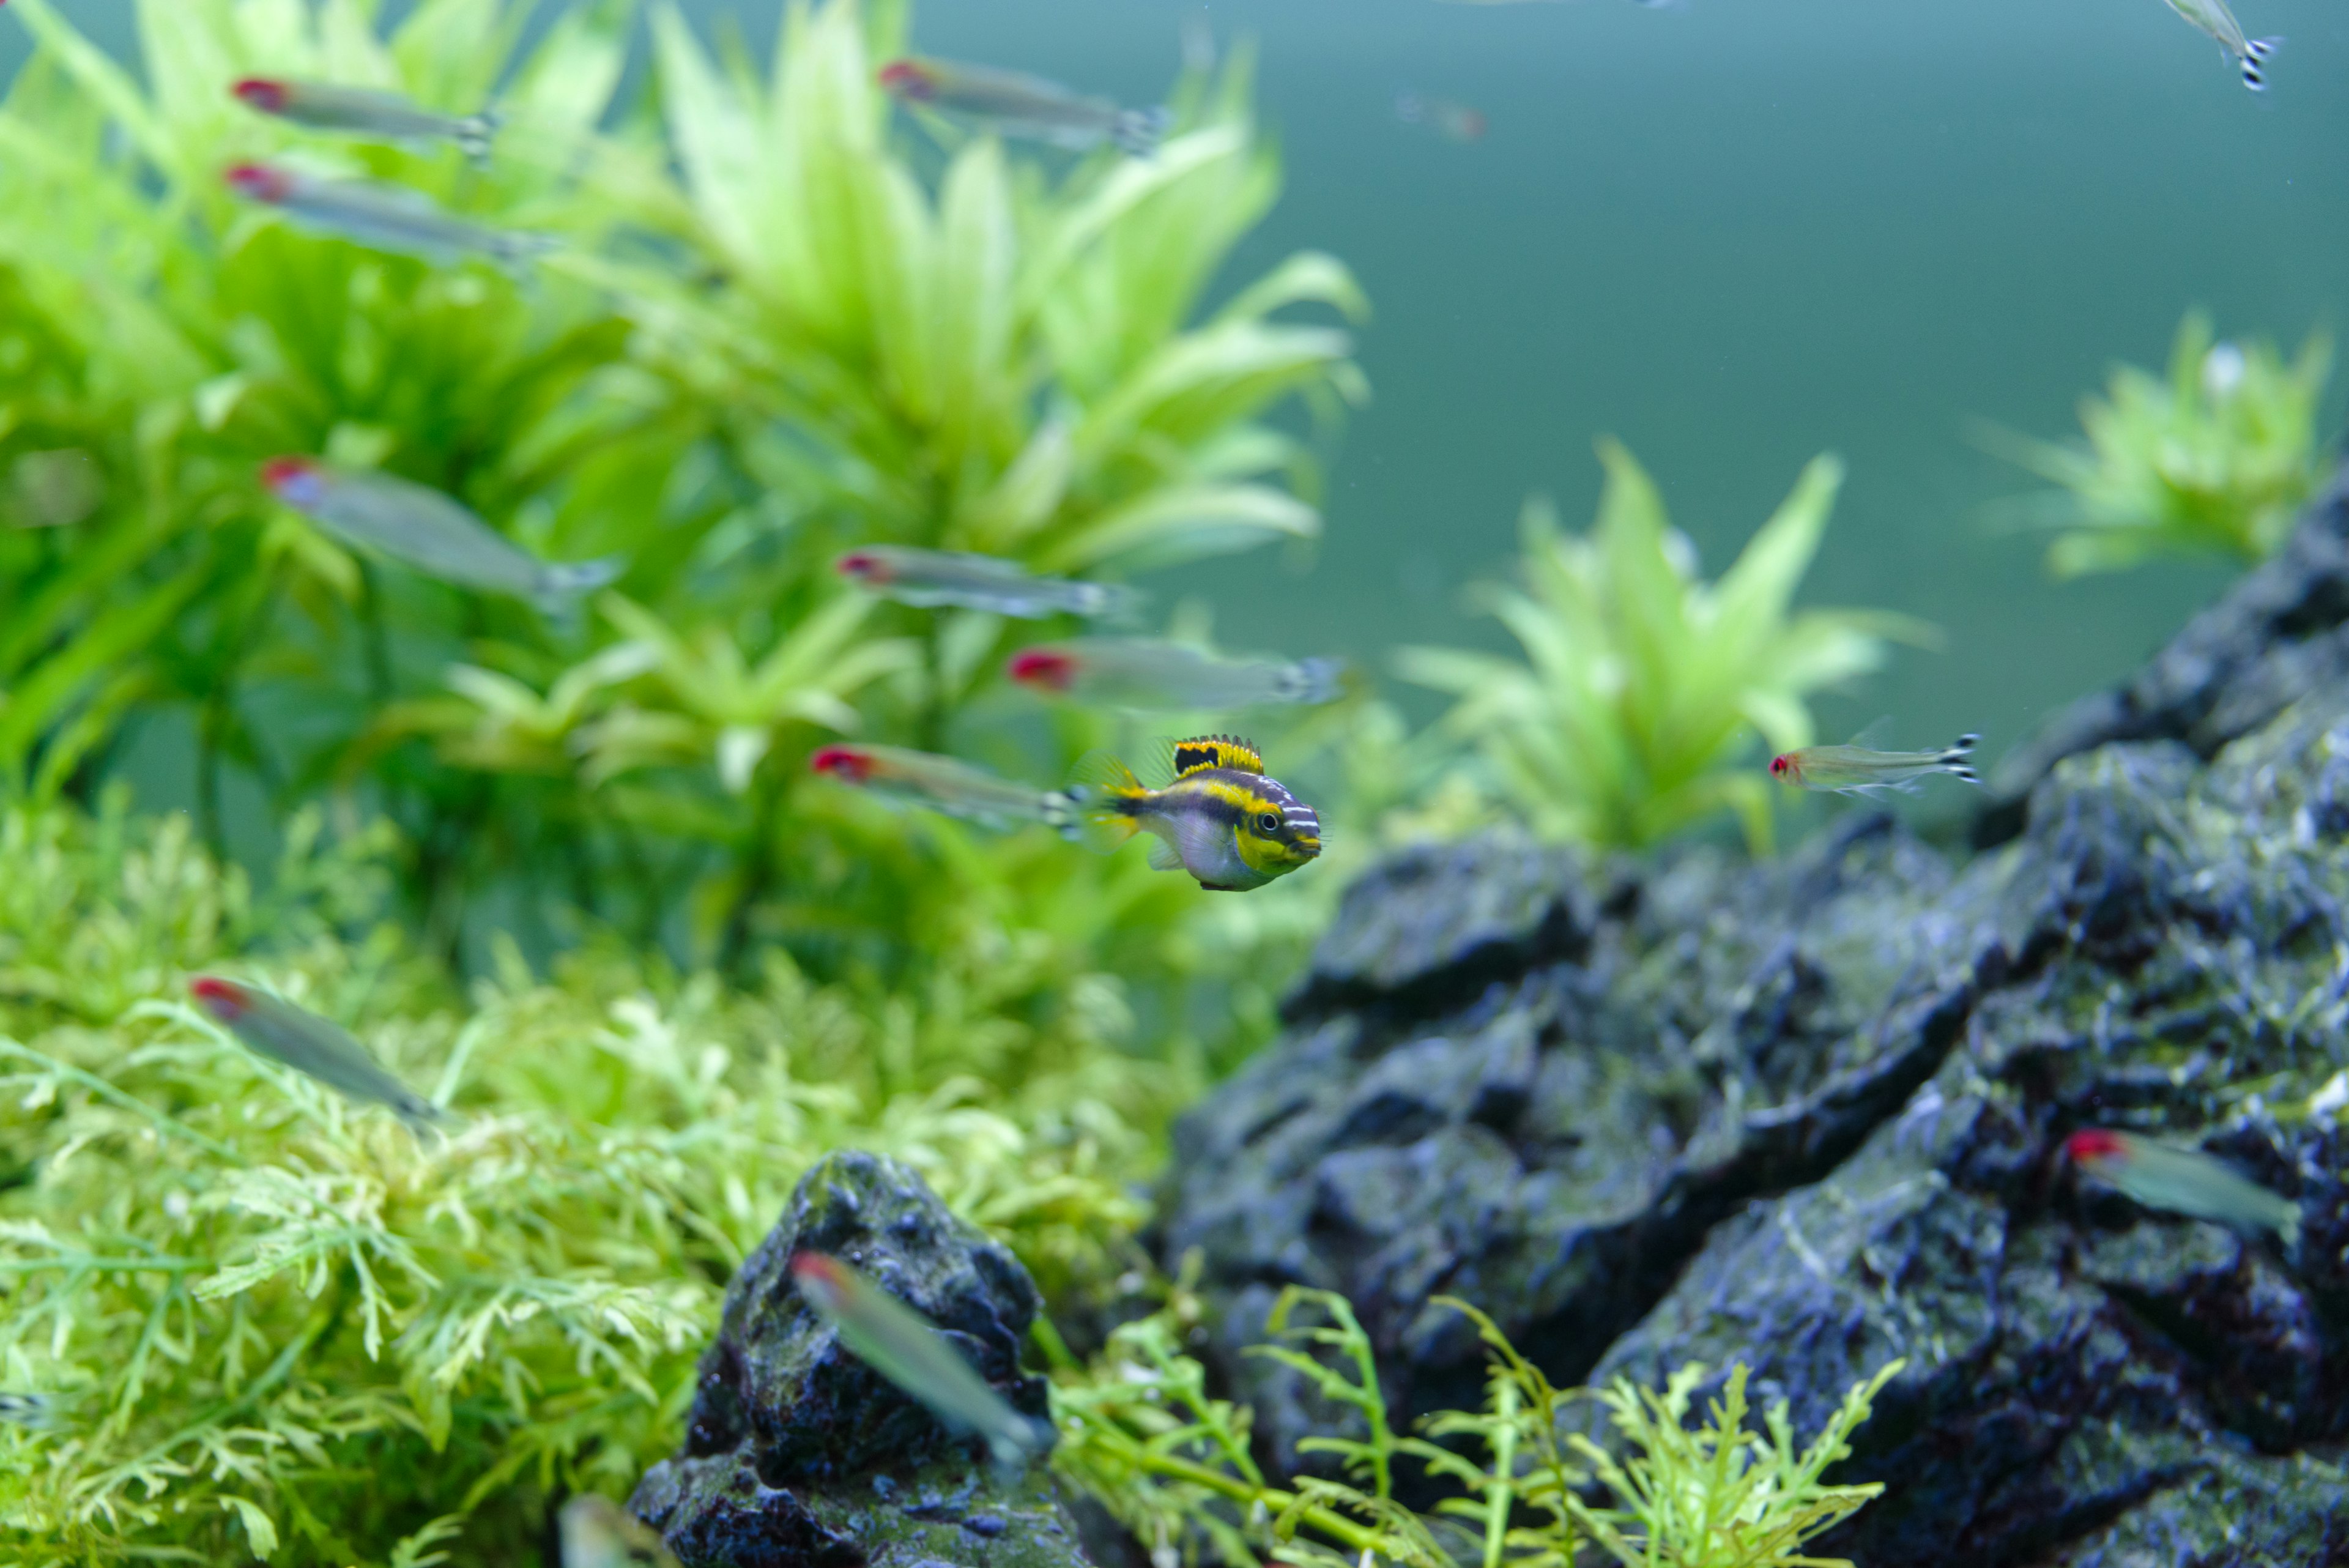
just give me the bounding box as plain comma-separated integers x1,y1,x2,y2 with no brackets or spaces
1395,440,1928,853
1984,311,2336,578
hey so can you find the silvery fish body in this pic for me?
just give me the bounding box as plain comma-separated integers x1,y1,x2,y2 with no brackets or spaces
2158,0,2280,89
789,1252,1053,1468
1009,637,1345,711
2069,1129,2301,1247
836,545,1137,620
880,57,1168,156
190,976,450,1135
557,1495,678,1568
811,743,1078,835
261,458,622,609
1770,735,1980,797
0,1393,57,1429
234,78,500,161
226,163,550,267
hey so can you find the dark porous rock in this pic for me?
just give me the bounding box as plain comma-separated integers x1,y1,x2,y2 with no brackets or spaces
630,1150,1090,1568
1159,682,2349,1559
1975,464,2349,849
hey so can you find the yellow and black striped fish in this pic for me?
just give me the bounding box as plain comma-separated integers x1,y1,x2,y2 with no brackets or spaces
1074,734,1322,892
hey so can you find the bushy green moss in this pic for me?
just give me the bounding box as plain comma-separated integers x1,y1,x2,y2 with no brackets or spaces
1049,1278,1899,1568
0,794,1151,1566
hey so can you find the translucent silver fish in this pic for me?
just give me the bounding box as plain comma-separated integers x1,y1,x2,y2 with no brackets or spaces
1768,735,1980,797
2159,0,2280,90
233,78,500,161
190,976,451,1135
1007,638,1344,711
2067,1128,2300,1247
0,1393,58,1429
789,1251,1054,1468
260,457,622,610
811,743,1078,836
835,545,1137,620
224,162,551,267
558,1495,678,1568
878,57,1168,156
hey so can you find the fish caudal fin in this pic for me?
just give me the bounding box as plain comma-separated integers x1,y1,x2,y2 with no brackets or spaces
1276,656,1347,705
1075,581,1145,622
458,106,503,163
1942,732,1982,785
1112,106,1172,157
1039,788,1081,841
1069,751,1145,853
536,555,625,609
2240,37,2280,92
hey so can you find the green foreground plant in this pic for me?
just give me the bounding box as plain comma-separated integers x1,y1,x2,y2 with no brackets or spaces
0,793,1150,1564
1988,311,2336,577
1397,441,1925,853
1051,1281,1903,1568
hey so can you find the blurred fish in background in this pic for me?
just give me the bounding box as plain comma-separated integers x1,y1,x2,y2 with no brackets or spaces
836,545,1138,620
878,56,1170,155
259,457,623,612
232,77,501,160
224,163,551,267
1395,91,1486,143
2159,0,2282,90
1008,638,1345,710
811,743,1078,835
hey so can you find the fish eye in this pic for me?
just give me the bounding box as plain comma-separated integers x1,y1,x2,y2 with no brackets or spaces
1256,811,1282,834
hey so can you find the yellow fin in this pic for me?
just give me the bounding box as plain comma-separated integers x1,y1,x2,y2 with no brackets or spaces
1070,751,1146,854
1168,734,1263,778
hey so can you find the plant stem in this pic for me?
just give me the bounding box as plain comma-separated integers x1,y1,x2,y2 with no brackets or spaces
1127,1451,1384,1556
1483,1378,1518,1568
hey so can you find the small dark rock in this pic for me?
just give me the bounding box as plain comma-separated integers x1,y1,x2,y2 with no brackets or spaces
631,1150,1093,1568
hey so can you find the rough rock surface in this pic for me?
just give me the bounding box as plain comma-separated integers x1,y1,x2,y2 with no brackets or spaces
1160,521,2349,1561
1976,466,2349,848
631,1150,1089,1568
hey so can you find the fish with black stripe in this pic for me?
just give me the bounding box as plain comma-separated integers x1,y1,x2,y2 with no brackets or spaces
1073,734,1322,891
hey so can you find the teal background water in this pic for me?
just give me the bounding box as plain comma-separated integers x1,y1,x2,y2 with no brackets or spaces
9,0,2348,776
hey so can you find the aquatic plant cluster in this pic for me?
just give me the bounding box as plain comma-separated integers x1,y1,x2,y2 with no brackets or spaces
0,0,2339,1564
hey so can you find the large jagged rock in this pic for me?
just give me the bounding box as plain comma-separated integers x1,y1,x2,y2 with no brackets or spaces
631,1150,1091,1568
1975,463,2349,849
1159,688,2349,1555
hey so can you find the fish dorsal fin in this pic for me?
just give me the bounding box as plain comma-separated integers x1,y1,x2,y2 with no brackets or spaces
1171,734,1263,778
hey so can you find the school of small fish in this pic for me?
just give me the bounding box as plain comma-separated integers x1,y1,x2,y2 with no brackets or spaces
2,0,2321,1506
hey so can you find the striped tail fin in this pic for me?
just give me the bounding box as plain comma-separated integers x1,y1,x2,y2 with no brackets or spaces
2240,37,2280,92
1942,733,1981,785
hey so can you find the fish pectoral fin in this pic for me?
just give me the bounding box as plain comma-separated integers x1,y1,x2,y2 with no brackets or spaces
1146,836,1186,872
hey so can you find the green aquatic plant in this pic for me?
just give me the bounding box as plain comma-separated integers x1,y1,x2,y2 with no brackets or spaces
1050,1282,1901,1568
1396,441,1922,853
1992,311,2336,576
0,0,1371,1102
0,793,1150,1565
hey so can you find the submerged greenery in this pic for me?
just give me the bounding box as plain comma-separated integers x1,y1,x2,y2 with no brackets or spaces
1397,442,1926,853
1991,311,2337,578
1050,1280,1901,1568
0,793,1154,1563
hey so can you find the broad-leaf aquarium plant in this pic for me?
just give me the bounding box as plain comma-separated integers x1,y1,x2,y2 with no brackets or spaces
1990,310,2337,577
1396,440,1926,852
